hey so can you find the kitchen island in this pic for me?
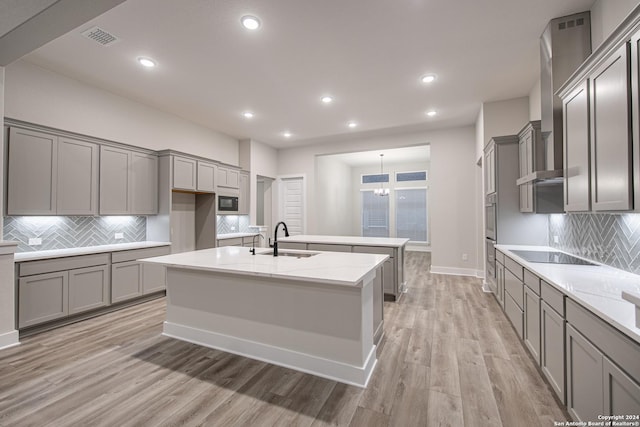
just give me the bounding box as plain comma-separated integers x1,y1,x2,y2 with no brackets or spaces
278,235,409,300
140,246,388,387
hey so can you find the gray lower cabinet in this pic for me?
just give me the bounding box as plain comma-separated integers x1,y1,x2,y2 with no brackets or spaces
523,284,541,364
111,261,143,303
566,323,604,421
495,261,505,308
18,271,69,328
142,263,166,294
603,357,640,416
541,300,566,404
68,265,110,315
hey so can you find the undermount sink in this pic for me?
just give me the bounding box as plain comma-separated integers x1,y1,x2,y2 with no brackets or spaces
259,250,319,258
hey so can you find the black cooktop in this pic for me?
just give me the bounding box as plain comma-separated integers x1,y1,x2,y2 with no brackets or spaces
510,250,597,266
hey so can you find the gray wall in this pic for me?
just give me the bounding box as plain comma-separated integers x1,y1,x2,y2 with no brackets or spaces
315,155,353,236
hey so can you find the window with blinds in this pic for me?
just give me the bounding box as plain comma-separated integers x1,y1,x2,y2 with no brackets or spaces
396,188,427,242
361,190,389,237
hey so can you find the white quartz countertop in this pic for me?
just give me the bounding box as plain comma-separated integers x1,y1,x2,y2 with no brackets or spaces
279,235,410,248
217,232,259,240
496,244,640,344
140,246,388,287
15,241,171,262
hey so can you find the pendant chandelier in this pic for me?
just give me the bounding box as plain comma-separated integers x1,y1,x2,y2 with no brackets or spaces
374,154,389,196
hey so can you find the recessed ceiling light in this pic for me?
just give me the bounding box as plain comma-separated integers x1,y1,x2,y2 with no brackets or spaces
137,57,156,68
421,74,437,84
241,15,261,30
243,111,254,119
283,131,292,138
426,110,437,117
347,121,358,128
321,96,333,104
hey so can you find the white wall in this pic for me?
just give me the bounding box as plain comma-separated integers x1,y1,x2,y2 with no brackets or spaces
315,156,353,236
475,106,485,163
482,97,530,145
591,0,639,49
277,126,480,274
4,60,239,164
242,139,278,228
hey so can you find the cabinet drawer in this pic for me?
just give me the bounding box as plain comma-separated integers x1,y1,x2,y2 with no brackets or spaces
505,292,524,339
504,268,524,309
352,246,394,257
496,250,505,264
523,269,541,295
504,256,524,280
111,246,171,263
308,243,352,252
541,280,564,316
19,253,109,277
566,299,640,383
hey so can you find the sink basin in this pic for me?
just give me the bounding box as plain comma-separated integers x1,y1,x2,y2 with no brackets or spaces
258,250,318,258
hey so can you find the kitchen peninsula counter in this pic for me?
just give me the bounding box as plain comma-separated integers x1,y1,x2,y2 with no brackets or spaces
141,246,388,387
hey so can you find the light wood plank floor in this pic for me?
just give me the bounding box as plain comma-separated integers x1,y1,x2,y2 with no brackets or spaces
0,252,569,426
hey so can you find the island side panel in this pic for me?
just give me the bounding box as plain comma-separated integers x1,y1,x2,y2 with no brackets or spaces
162,267,376,386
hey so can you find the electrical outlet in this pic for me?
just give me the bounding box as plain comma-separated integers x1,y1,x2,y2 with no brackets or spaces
553,235,559,244
231,226,236,231
462,253,468,261
115,232,124,239
28,238,42,246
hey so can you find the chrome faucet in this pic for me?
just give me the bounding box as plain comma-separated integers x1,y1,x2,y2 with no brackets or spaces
272,221,290,257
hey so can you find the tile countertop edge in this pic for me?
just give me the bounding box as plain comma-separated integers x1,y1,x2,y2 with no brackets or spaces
14,241,172,262
279,235,410,247
495,244,640,345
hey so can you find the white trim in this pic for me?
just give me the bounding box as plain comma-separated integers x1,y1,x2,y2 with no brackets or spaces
482,281,493,292
163,321,377,388
407,244,430,252
0,330,19,350
430,265,480,277
394,170,427,182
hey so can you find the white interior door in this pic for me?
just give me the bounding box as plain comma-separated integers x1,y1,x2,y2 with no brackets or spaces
278,176,305,235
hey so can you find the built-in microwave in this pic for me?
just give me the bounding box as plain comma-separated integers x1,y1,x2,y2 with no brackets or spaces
218,195,239,213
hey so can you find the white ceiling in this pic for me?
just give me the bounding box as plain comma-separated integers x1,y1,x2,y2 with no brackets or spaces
322,146,430,167
21,0,595,149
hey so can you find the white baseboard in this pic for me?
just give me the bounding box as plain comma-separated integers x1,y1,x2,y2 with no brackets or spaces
0,330,19,350
429,265,481,277
482,281,493,293
163,321,377,388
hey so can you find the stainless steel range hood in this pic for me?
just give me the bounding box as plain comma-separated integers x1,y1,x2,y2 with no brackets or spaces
526,11,592,183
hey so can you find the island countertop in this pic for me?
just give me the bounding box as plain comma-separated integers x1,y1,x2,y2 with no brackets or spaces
140,246,388,287
278,235,409,248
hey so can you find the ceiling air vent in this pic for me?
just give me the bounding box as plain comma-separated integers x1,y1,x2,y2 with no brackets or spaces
80,26,121,46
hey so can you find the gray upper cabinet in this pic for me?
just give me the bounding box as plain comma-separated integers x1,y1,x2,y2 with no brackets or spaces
7,128,58,215
239,171,250,214
57,137,99,215
217,166,240,190
131,152,158,215
517,122,542,213
563,80,591,212
197,161,216,193
100,146,131,214
101,146,158,215
173,156,197,191
484,142,496,195
589,43,633,211
7,128,99,216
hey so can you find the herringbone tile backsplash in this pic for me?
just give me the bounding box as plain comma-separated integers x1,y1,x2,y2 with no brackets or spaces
549,213,640,274
217,215,251,235
4,216,146,252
